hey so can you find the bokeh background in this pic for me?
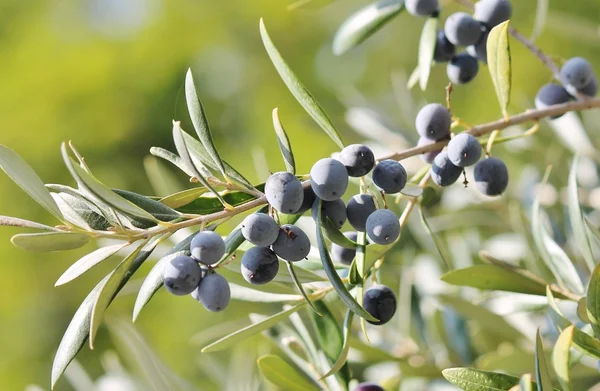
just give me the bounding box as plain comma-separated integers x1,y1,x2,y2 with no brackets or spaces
1,0,600,390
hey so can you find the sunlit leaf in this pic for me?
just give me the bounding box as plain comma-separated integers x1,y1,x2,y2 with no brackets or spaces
56,243,128,286
552,325,574,391
149,147,197,178
314,199,377,322
260,19,344,149
132,232,196,322
160,188,209,209
230,284,302,303
61,144,158,222
486,20,512,118
201,303,306,352
89,240,152,347
418,17,438,91
0,215,59,231
51,245,155,388
332,0,404,56
520,374,534,391
50,191,112,231
534,329,554,391
51,193,91,230
568,155,594,271
407,64,420,90
532,169,585,296
257,355,320,391
531,0,548,41
272,108,296,175
11,232,90,252
172,121,228,207
185,68,227,178
443,367,521,390
0,145,63,220
441,264,556,298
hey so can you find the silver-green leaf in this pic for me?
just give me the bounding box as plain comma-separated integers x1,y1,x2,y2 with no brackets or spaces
272,108,296,175
185,68,227,178
486,20,512,118
534,328,554,391
0,145,63,220
332,0,404,56
257,354,321,391
55,243,128,286
418,17,438,91
568,155,595,271
11,232,90,252
260,19,344,149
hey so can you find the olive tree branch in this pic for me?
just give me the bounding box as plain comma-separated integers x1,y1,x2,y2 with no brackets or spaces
378,97,600,162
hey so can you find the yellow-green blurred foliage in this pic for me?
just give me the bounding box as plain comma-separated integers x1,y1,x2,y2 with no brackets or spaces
0,0,599,389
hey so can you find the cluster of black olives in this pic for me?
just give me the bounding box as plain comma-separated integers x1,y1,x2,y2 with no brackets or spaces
407,0,512,84
535,57,598,116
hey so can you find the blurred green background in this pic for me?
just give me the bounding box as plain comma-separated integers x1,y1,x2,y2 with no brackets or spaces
1,0,599,389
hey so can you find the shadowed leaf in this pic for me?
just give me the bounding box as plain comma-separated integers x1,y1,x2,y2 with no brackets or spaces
418,17,438,91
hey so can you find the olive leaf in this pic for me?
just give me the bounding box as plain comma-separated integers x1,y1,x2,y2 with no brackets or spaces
442,368,523,390
0,145,63,220
552,325,574,391
332,0,404,56
149,147,198,178
160,188,209,209
568,155,594,271
285,261,322,316
486,20,512,118
55,243,128,286
418,17,439,91
185,68,227,178
143,155,184,197
314,199,377,322
260,19,344,149
61,143,158,222
257,354,321,391
112,189,180,222
0,215,59,231
11,232,90,252
272,108,296,175
534,329,554,391
51,244,156,388
316,307,353,381
201,303,306,353
586,263,600,337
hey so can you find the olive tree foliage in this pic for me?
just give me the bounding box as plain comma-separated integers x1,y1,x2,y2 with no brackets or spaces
6,0,600,390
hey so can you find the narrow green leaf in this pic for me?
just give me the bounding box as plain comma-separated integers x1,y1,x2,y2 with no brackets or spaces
51,244,154,388
174,189,256,215
534,329,554,391
56,243,127,286
201,303,305,352
546,287,600,361
61,144,158,222
149,146,198,178
442,368,521,390
314,199,377,322
323,217,358,250
112,189,180,222
230,285,302,303
89,239,152,347
311,301,344,363
520,374,533,391
568,156,595,271
11,232,90,252
419,206,450,270
160,188,209,209
257,355,320,391
0,215,59,231
332,0,404,56
0,145,63,220
418,17,438,91
286,261,322,315
407,64,420,90
172,121,229,208
132,232,196,322
51,192,112,231
552,325,574,391
320,310,353,379
180,131,254,190
441,264,552,297
260,19,344,149
532,169,585,296
531,0,548,41
587,263,600,337
486,20,512,118
438,294,525,343
272,108,296,174
185,69,227,178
